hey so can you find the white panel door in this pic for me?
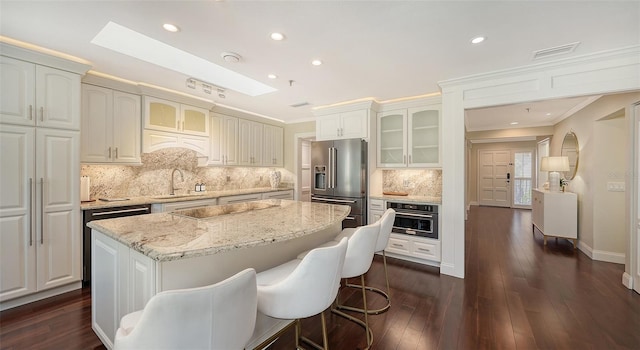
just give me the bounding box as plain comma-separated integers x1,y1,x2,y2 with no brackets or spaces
340,109,367,139
35,65,80,130
209,114,224,165
0,125,36,301
36,128,80,291
316,114,340,140
0,57,35,126
112,91,141,163
81,84,112,162
223,116,238,165
478,150,511,207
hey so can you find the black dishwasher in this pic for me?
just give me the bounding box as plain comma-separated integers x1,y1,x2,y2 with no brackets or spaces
82,204,151,286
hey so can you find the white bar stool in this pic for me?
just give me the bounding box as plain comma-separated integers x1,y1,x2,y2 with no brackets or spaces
113,268,257,350
256,237,348,350
337,208,395,314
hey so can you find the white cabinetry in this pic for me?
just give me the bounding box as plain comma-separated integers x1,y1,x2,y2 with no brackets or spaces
210,114,238,166
386,234,441,263
262,190,294,200
81,84,141,163
143,96,209,136
532,189,578,247
378,105,441,168
143,129,209,156
1,56,81,130
263,124,284,167
316,109,369,141
369,198,385,224
238,119,263,166
218,193,263,205
0,125,81,303
150,198,218,213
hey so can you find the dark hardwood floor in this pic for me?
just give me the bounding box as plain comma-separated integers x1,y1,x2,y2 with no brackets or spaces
1,206,639,349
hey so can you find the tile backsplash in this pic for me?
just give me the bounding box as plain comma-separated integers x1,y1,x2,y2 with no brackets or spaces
81,148,292,199
382,169,442,196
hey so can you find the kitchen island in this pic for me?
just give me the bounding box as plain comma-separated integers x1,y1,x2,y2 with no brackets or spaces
88,199,349,349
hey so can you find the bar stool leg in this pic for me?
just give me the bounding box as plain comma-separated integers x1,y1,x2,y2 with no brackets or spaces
361,274,372,347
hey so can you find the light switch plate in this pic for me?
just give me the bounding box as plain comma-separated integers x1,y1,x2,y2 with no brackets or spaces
607,182,625,192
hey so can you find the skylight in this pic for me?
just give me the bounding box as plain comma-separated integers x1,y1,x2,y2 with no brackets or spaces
91,21,277,96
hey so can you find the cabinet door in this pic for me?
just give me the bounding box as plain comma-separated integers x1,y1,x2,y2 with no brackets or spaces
35,65,81,130
0,125,36,301
128,250,156,313
377,110,407,167
272,126,283,167
112,91,141,163
0,57,35,126
144,97,179,132
81,84,112,162
36,128,80,291
239,119,262,166
340,109,368,139
223,116,238,165
263,124,283,166
180,105,209,136
181,134,209,156
369,209,384,225
316,114,340,141
408,106,440,167
209,114,224,165
250,122,263,165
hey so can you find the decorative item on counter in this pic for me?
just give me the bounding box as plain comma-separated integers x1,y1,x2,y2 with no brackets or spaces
195,183,202,192
560,178,569,192
81,176,91,202
269,170,281,189
201,183,206,192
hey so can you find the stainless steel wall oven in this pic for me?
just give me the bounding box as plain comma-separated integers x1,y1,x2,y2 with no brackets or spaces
386,201,438,239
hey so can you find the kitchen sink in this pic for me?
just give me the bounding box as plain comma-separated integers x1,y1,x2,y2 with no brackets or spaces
152,194,206,200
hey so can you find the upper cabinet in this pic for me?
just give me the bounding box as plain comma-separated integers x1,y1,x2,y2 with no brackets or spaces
316,109,369,141
81,84,141,164
209,113,238,166
378,105,441,168
263,124,284,167
238,119,263,166
1,56,81,130
143,96,209,137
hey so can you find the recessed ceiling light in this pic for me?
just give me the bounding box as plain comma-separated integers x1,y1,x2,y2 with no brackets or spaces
471,36,485,44
163,23,180,32
311,59,322,66
546,113,552,116
267,74,277,79
270,32,285,41
92,21,276,96
510,122,519,125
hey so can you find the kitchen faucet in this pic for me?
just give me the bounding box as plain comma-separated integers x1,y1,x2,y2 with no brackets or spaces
170,168,184,195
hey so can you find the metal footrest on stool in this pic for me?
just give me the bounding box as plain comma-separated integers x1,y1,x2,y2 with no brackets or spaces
336,283,391,315
330,307,374,349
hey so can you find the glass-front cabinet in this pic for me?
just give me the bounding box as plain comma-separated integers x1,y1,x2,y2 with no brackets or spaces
377,105,441,168
144,96,209,136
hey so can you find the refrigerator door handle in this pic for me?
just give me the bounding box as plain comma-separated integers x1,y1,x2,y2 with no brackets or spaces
332,147,337,189
327,147,332,189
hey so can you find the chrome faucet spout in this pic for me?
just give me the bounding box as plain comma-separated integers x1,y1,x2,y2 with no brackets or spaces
170,168,184,195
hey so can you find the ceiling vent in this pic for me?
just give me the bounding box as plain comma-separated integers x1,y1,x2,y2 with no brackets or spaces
532,42,580,60
290,102,310,108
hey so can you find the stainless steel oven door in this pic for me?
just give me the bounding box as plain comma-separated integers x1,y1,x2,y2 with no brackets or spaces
392,211,438,238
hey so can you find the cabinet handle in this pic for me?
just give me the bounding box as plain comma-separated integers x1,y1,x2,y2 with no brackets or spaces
29,105,33,121
404,155,406,163
409,155,412,164
29,178,33,246
40,178,44,245
108,147,112,159
392,243,403,248
114,147,118,159
182,121,184,131
40,107,44,122
418,248,431,253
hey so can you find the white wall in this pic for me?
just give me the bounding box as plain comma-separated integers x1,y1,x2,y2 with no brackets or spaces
553,92,640,262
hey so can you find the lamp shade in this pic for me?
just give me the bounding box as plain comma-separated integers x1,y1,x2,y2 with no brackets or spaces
540,156,570,172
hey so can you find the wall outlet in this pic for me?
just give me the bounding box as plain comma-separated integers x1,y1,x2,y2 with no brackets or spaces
226,176,231,182
607,182,625,192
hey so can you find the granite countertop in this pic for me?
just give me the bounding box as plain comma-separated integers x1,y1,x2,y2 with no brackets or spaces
370,193,442,205
80,187,293,210
87,199,350,262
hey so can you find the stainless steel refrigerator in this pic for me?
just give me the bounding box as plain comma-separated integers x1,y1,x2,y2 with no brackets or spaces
311,138,367,228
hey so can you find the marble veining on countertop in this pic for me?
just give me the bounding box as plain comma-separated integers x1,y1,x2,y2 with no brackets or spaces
370,194,442,204
87,199,350,262
80,187,293,210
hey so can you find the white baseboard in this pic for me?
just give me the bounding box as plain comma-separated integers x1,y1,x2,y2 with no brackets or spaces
577,241,625,264
622,272,633,289
469,201,479,206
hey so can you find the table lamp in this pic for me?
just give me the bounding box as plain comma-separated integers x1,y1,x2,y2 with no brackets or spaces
541,156,570,192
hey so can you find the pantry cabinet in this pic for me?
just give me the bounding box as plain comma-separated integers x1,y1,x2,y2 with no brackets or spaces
81,84,141,163
378,105,441,168
0,125,81,302
1,56,81,130
144,96,209,137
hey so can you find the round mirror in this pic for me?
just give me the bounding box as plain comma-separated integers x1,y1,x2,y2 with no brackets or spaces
561,131,579,180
